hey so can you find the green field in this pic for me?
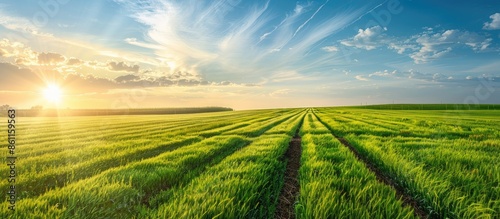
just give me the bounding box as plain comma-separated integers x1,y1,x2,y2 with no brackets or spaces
1,106,499,218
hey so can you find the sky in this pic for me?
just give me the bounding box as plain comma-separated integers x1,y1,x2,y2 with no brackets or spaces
0,0,499,110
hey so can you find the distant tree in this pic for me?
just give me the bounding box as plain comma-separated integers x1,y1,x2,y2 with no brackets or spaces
31,105,44,110
1,104,10,110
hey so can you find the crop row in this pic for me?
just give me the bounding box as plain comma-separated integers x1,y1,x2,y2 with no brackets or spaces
1,109,306,218
11,110,275,151
315,108,499,140
1,136,250,218
0,110,302,195
149,134,292,218
2,107,497,218
315,108,500,218
296,112,416,218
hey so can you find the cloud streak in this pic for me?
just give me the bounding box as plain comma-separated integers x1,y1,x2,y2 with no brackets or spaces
292,0,329,38
115,0,377,82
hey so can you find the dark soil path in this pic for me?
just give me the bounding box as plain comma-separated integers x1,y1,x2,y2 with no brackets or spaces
275,130,302,219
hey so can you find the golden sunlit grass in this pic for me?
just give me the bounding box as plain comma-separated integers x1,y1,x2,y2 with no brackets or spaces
43,84,62,103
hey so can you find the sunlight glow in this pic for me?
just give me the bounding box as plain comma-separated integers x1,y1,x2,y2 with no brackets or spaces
43,84,62,103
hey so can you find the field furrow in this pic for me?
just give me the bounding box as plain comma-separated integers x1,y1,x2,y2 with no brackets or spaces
316,108,500,218
1,137,202,199
149,135,292,218
295,111,416,218
1,136,250,218
275,112,304,219
1,106,498,218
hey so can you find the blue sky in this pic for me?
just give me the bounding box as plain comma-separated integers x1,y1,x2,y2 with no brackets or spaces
0,0,499,109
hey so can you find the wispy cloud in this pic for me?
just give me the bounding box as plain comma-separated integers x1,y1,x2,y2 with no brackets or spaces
257,2,309,44
268,70,313,82
2,0,499,108
124,38,162,50
0,10,53,37
292,0,329,38
115,0,374,82
0,9,163,69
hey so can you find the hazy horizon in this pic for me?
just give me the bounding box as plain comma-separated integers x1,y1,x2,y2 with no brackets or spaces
1,0,499,110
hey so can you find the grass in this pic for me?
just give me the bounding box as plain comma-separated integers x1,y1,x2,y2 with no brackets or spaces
150,134,292,218
315,108,500,218
0,107,498,218
295,111,416,219
347,104,500,110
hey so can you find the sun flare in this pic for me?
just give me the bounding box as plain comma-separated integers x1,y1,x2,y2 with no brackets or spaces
43,84,62,103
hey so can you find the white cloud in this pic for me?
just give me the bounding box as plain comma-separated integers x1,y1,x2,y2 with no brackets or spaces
294,3,305,14
483,13,500,30
340,26,387,50
367,69,500,85
124,38,162,50
355,75,369,81
322,46,338,52
410,46,452,64
388,42,417,54
409,29,491,63
0,39,39,65
369,69,397,77
339,25,493,64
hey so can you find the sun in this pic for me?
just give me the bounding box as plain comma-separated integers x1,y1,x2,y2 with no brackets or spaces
43,84,63,103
